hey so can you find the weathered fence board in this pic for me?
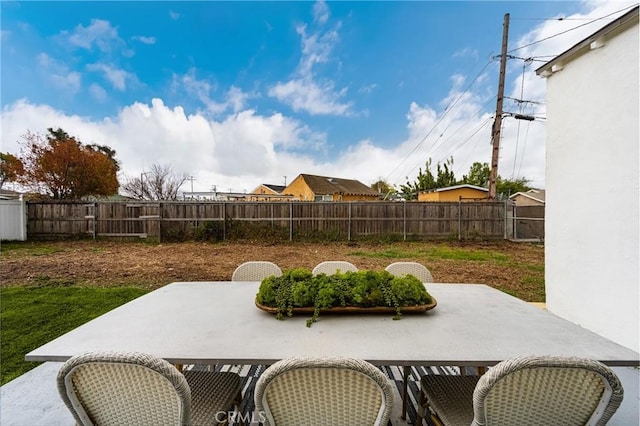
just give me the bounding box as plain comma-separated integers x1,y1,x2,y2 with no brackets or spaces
25,200,519,241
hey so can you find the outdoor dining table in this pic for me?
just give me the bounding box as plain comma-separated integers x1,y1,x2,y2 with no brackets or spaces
27,281,639,367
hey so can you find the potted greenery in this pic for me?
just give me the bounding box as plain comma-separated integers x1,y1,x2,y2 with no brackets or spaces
255,268,436,327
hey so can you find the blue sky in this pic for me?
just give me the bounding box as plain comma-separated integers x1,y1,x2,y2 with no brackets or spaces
1,1,636,193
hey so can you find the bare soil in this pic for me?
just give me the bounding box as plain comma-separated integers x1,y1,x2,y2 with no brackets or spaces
0,240,545,301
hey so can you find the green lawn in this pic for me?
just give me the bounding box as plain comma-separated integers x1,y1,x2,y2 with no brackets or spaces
1,285,148,385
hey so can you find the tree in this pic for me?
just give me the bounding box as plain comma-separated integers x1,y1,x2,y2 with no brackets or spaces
462,162,490,187
497,177,531,197
461,161,532,197
370,179,395,195
121,164,187,200
18,128,119,199
399,157,456,200
0,152,25,189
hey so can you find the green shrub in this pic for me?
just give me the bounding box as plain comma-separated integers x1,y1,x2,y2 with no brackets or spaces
256,269,433,327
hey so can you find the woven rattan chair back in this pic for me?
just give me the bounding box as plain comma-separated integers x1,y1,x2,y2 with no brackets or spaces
232,261,283,281
254,357,394,426
471,356,624,426
57,352,191,426
385,262,434,283
311,261,358,275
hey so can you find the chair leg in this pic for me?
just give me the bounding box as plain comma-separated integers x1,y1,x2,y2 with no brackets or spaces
401,365,410,420
415,383,426,426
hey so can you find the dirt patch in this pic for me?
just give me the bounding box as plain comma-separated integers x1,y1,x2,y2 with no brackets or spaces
0,240,545,301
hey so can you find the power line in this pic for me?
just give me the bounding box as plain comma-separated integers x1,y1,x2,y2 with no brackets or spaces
385,59,496,184
508,4,636,53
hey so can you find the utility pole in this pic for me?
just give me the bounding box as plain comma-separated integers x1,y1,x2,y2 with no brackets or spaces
488,13,510,200
187,176,195,194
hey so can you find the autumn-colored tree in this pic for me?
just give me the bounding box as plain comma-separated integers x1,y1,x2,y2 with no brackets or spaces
18,128,119,199
0,152,25,189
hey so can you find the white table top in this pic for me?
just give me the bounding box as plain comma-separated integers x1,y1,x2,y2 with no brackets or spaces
26,282,640,366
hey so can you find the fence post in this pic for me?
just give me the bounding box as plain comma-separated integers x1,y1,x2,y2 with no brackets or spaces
348,202,352,241
503,200,507,240
93,202,98,240
223,202,226,241
289,202,293,241
458,199,462,241
403,201,407,241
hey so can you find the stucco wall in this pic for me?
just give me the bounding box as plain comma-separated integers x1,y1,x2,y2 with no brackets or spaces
282,177,314,201
544,21,639,351
418,188,488,202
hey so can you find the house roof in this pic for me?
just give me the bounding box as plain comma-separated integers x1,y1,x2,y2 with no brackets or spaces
510,189,546,204
263,184,286,193
536,6,639,77
298,174,379,196
420,184,489,194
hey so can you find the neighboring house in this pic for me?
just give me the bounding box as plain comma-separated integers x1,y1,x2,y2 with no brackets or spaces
248,184,292,201
0,189,22,200
282,174,380,202
418,184,488,202
536,6,639,352
509,189,545,206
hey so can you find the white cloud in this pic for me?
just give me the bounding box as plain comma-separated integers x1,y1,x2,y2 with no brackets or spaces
62,19,122,53
169,10,180,20
173,69,252,115
453,47,479,60
86,63,132,91
313,0,330,25
269,78,352,115
132,35,156,45
268,2,352,116
37,53,82,94
0,98,329,193
89,84,107,102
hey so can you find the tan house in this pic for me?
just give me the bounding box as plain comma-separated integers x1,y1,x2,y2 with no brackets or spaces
282,174,380,201
418,184,488,202
248,184,292,201
510,189,545,206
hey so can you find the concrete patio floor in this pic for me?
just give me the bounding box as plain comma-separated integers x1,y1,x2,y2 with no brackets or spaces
1,361,638,425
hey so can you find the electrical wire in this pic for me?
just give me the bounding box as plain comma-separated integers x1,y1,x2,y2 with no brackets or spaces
508,4,637,53
385,59,496,184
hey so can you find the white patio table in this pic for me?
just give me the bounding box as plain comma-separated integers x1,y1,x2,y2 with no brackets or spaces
26,282,639,367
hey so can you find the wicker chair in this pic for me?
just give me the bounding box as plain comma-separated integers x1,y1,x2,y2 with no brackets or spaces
311,261,358,275
57,351,243,426
254,357,394,426
232,261,282,281
416,355,624,426
385,262,434,283
384,261,434,420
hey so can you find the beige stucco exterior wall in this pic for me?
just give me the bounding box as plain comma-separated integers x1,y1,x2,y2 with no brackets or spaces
282,177,314,201
544,19,639,352
418,188,488,202
511,194,543,207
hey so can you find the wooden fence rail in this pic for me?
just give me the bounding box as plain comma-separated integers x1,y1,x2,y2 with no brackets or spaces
26,200,518,241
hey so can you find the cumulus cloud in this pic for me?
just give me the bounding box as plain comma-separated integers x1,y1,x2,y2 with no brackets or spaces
0,98,331,192
173,69,252,116
132,35,156,45
37,53,82,94
89,84,108,102
86,63,133,91
268,1,352,116
61,19,122,53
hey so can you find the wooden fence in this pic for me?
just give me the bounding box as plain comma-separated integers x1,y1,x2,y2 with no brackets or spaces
26,200,514,241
